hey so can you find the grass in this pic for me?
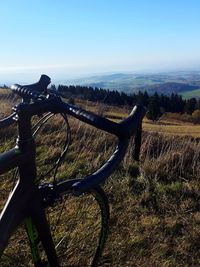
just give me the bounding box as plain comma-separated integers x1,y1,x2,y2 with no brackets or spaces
0,96,200,266
0,88,20,119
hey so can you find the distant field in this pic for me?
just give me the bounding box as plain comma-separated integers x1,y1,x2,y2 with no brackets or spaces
143,119,200,137
66,74,162,92
180,88,200,99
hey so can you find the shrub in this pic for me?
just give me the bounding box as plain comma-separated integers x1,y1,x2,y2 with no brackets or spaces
192,109,200,124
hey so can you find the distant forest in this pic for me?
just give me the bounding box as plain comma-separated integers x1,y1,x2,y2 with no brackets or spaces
57,85,200,117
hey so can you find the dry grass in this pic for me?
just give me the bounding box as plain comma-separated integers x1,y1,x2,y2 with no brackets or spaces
143,119,200,137
0,89,20,119
0,96,200,266
103,132,200,266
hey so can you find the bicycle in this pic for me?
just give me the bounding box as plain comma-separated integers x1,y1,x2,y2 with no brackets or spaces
0,75,145,267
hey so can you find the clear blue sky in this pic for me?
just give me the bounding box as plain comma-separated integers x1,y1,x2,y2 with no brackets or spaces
0,0,200,82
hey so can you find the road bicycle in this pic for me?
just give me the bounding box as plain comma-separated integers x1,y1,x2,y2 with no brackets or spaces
0,75,145,266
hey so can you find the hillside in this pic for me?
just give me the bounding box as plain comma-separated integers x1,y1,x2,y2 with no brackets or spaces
139,82,199,95
63,71,200,97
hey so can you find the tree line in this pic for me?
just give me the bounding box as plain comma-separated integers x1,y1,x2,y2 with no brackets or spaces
56,84,200,121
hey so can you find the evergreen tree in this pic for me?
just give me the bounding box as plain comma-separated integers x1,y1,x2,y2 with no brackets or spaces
146,92,161,121
56,83,199,116
185,98,197,114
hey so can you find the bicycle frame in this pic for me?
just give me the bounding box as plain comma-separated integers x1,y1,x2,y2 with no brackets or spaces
0,106,60,266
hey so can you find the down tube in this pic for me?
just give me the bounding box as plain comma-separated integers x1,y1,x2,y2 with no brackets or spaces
0,180,34,254
0,148,34,255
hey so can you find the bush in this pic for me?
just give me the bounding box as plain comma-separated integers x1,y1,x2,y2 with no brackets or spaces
192,109,200,124
162,111,200,124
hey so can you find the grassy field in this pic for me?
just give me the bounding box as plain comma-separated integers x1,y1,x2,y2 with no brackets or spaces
180,89,200,99
143,119,200,137
0,93,200,266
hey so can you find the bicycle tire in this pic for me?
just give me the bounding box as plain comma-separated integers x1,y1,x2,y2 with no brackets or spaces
43,179,110,267
0,179,109,267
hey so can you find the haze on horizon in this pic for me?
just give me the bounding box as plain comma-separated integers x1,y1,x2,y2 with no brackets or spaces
0,0,200,83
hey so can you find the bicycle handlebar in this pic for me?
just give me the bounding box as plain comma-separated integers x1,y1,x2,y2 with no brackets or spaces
60,102,145,194
11,98,145,139
61,102,145,139
0,75,146,194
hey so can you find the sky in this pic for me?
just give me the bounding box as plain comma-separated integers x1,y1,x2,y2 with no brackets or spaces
0,0,200,83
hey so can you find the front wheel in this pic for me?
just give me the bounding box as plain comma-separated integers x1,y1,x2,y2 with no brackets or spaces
43,179,110,267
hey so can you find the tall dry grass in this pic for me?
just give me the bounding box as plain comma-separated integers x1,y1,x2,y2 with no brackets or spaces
0,95,200,266
0,89,20,119
141,132,200,182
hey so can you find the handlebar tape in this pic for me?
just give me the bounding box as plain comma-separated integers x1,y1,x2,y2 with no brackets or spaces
59,102,146,138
